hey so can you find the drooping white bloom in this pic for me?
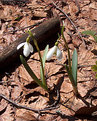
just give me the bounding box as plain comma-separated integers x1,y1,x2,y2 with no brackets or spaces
56,47,63,60
17,42,33,57
46,46,57,61
46,46,62,61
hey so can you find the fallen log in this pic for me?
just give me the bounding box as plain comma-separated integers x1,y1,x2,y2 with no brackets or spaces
0,17,60,73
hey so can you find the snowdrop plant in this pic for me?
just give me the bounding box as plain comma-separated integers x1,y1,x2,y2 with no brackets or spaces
19,30,49,92
17,36,34,57
46,41,63,61
61,26,78,96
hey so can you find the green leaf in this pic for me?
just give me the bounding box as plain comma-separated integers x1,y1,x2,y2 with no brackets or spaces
65,64,76,87
92,61,97,79
96,74,97,78
20,55,48,91
72,49,78,87
82,30,97,42
82,30,96,36
94,35,97,42
14,15,23,21
92,61,97,72
61,26,65,36
92,65,97,72
42,45,49,68
40,45,49,82
28,30,47,88
65,64,78,95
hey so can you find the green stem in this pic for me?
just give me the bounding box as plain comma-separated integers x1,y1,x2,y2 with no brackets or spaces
73,86,79,96
20,55,48,91
65,64,78,96
28,31,47,89
62,32,71,71
61,27,78,96
34,39,46,85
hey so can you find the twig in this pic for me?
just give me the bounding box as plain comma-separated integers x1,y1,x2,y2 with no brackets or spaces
77,94,90,107
47,86,60,108
51,1,86,47
0,94,59,113
0,94,38,113
47,76,65,108
52,87,60,106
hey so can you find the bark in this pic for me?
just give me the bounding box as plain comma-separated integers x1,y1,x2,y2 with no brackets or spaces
0,17,60,73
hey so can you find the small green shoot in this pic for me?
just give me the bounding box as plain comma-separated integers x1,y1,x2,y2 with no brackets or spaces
15,15,23,21
82,30,97,42
92,61,97,78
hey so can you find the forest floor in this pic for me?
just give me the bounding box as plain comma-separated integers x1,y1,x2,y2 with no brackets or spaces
0,0,97,121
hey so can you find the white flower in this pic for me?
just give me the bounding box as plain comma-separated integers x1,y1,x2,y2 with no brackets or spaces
46,46,62,61
17,42,33,57
56,47,63,60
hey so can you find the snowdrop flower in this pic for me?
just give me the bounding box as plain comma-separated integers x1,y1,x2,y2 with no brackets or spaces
17,41,33,57
56,47,63,60
46,43,62,61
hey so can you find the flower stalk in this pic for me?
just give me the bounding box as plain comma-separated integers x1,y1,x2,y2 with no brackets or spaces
28,31,47,89
20,55,48,91
61,26,71,71
65,64,78,96
61,26,78,96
